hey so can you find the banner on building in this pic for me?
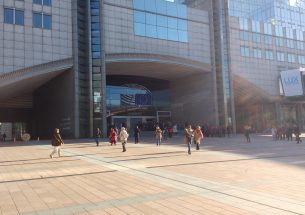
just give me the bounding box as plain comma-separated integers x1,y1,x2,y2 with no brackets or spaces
280,69,304,97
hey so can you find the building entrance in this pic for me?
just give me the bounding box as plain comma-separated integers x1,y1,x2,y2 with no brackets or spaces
110,116,157,131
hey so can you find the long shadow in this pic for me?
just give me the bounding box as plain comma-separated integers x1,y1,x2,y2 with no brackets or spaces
112,154,185,162
0,159,80,167
0,169,117,184
104,151,184,159
147,153,305,169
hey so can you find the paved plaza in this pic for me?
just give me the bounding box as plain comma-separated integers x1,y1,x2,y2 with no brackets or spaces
0,134,305,215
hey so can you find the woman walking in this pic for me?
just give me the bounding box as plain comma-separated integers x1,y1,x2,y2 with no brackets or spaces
50,128,64,158
194,126,204,150
155,126,163,146
119,127,129,152
109,128,117,146
185,125,194,155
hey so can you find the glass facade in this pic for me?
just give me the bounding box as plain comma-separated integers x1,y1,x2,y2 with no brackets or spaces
106,81,170,117
133,0,188,42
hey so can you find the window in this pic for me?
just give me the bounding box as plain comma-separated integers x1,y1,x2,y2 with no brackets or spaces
239,18,248,30
252,33,261,43
296,29,304,41
133,0,188,42
286,28,294,39
4,8,24,25
286,39,294,48
240,46,250,57
298,55,305,64
276,37,284,46
276,52,285,62
33,0,51,6
252,20,260,33
240,31,249,41
33,12,52,29
275,26,283,37
253,48,262,58
288,54,296,63
264,23,272,35
264,35,273,44
297,41,304,50
265,50,273,60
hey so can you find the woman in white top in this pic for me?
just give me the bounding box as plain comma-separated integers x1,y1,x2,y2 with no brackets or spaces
119,127,129,152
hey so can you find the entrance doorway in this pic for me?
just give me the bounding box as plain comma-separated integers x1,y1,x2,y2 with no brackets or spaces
110,116,156,131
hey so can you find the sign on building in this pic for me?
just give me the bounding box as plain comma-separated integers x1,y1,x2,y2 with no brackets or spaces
280,69,304,97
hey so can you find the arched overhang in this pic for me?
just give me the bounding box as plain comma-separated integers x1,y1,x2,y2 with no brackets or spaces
233,74,280,106
0,58,73,102
106,53,212,80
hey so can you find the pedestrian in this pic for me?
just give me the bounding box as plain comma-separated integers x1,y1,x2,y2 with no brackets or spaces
173,124,178,135
2,133,6,141
271,126,277,141
185,125,194,154
134,125,140,144
119,127,129,152
155,126,162,146
50,128,64,158
194,126,204,150
109,128,117,146
95,128,101,146
244,125,251,143
294,125,302,144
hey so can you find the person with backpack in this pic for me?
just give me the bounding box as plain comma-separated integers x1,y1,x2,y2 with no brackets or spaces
119,127,129,152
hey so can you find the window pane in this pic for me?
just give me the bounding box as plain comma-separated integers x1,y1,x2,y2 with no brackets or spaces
178,19,187,30
134,11,145,23
33,0,42,4
168,28,178,41
43,14,52,29
15,10,24,25
177,4,187,19
156,0,166,15
133,0,144,10
92,44,100,52
134,22,145,36
168,17,177,29
157,15,167,27
43,0,51,6
167,2,177,17
4,8,14,24
92,51,101,59
157,26,167,40
178,30,187,42
146,24,157,38
146,13,156,25
92,37,100,44
33,13,42,28
145,0,156,13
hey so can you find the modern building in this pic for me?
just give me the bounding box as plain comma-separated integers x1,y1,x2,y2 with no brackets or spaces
225,0,305,131
1,0,305,140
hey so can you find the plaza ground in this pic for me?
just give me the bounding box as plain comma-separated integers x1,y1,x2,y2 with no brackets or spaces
0,134,305,215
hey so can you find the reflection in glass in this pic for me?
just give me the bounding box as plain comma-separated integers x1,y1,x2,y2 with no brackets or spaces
135,22,146,36
157,15,167,27
168,17,178,29
33,13,42,28
157,26,167,39
43,14,52,29
145,0,156,13
146,13,156,25
133,0,144,10
146,25,157,38
168,28,178,41
134,11,145,23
